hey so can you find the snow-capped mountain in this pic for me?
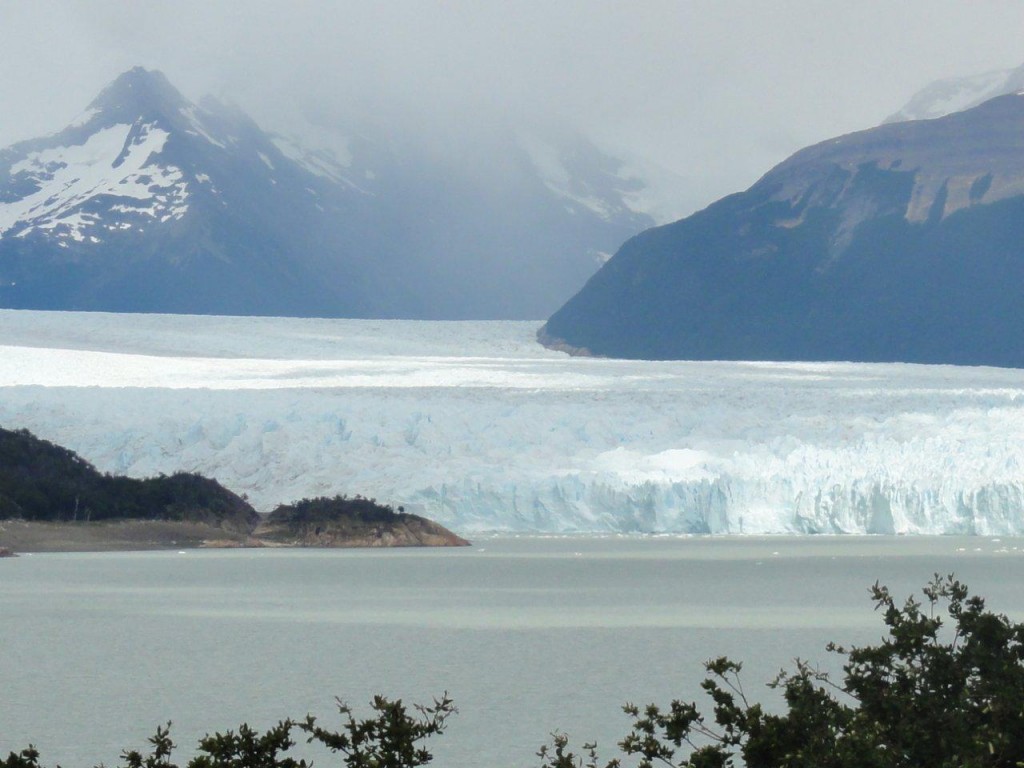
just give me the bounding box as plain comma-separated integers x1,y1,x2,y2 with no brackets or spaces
543,92,1024,366
885,61,1024,123
0,67,654,319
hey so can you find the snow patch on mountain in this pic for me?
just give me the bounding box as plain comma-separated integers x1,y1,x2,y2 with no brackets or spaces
518,133,703,225
919,71,1010,117
612,155,702,224
0,122,187,241
518,133,621,219
67,108,100,129
885,62,1024,124
2,310,1023,536
179,106,227,148
271,131,376,195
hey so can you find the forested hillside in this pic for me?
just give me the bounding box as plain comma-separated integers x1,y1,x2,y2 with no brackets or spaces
0,426,258,531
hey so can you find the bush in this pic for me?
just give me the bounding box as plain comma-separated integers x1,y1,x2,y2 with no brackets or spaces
539,574,1024,768
0,695,454,768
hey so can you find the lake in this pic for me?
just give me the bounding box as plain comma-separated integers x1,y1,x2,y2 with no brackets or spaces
2,536,1023,766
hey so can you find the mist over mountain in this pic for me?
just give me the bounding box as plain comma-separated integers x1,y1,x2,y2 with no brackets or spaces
0,67,655,319
543,92,1024,367
885,61,1024,123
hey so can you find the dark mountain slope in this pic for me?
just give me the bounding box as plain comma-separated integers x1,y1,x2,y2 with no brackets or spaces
542,94,1024,366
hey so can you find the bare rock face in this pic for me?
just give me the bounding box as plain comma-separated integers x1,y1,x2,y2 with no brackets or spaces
254,495,469,548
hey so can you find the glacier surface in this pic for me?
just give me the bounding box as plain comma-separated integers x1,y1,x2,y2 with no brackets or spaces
2,309,1023,535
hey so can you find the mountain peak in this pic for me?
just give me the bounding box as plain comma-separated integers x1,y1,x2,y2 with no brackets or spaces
87,67,189,121
1,68,655,321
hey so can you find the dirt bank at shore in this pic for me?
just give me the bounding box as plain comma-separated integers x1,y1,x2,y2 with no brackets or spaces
0,518,471,554
0,519,256,553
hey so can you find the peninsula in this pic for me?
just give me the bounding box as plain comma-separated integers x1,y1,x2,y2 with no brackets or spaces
0,427,468,553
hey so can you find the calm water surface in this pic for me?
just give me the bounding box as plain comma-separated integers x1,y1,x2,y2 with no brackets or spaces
2,536,1023,766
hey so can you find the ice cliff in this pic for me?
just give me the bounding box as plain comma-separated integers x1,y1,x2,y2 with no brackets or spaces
1,310,1022,535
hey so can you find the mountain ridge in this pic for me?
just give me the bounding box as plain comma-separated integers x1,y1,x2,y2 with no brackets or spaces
542,92,1024,366
0,67,653,320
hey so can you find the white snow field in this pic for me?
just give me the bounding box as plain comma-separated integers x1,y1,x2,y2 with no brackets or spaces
2,309,1024,535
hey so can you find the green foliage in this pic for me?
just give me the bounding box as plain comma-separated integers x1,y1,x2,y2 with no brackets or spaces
537,734,614,768
0,427,97,521
0,426,256,528
298,693,455,768
117,723,177,768
108,720,307,768
0,747,43,768
539,574,1024,768
0,695,453,768
188,721,307,768
267,495,406,526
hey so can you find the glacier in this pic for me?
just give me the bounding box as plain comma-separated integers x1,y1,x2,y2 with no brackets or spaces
1,309,1023,535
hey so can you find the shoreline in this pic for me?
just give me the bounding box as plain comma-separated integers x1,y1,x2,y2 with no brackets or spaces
0,519,255,553
0,518,470,554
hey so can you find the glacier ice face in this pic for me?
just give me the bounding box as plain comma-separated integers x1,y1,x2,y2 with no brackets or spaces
1,309,1023,535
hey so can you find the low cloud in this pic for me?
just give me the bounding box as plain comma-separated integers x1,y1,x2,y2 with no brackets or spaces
2,1,1023,214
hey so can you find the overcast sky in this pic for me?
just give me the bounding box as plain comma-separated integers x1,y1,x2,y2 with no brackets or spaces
2,1,1023,214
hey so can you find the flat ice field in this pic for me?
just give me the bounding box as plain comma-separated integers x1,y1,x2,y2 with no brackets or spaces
2,309,1023,534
